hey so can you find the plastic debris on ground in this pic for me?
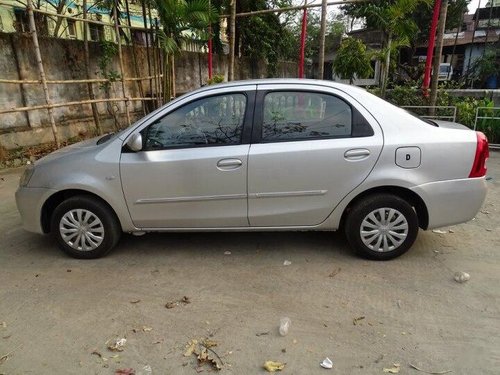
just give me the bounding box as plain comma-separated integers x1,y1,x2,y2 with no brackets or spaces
263,360,286,372
432,230,447,234
383,363,401,373
454,271,470,283
279,317,291,336
107,338,127,352
283,260,292,266
320,357,333,369
224,251,232,255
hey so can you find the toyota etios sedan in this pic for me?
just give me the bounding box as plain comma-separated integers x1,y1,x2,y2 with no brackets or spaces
16,79,489,260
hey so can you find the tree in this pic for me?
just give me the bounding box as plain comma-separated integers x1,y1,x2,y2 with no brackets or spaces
333,37,373,84
148,0,216,100
342,0,430,96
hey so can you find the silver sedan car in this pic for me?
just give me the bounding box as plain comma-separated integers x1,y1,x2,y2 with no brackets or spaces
15,79,489,260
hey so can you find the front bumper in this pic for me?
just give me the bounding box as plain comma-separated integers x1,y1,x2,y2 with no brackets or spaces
15,187,56,234
411,177,488,229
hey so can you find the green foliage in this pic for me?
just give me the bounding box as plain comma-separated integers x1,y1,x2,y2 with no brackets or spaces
470,47,500,82
207,74,225,85
333,38,373,84
98,41,120,91
370,83,500,142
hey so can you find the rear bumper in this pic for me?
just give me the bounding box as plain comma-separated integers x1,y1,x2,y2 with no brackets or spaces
411,177,487,229
15,187,56,234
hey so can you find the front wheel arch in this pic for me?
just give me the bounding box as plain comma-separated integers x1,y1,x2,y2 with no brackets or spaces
41,189,122,234
339,186,429,231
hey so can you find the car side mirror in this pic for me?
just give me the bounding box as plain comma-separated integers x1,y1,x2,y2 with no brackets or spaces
126,133,143,152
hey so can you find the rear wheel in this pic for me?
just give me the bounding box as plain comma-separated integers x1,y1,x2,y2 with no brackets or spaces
51,195,121,259
345,194,418,260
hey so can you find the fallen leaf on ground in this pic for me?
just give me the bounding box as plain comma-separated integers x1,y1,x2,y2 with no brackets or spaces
328,268,341,278
184,339,222,371
353,316,365,325
142,326,153,332
409,363,452,374
1,322,6,328
264,360,286,372
129,299,141,304
0,345,21,365
165,296,191,309
383,363,401,373
115,368,135,375
107,338,127,352
184,339,198,357
2,335,12,340
91,350,105,359
256,331,270,337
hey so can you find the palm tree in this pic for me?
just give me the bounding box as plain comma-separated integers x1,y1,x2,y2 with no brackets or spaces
148,0,217,101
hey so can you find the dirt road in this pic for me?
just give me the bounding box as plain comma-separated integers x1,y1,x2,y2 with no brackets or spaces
1,154,499,374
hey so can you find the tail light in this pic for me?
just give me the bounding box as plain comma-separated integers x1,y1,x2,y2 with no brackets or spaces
469,131,489,178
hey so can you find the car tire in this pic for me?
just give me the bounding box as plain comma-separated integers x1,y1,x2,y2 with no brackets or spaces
51,195,121,259
345,194,419,260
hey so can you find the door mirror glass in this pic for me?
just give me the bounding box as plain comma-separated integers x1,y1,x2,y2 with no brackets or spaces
126,133,143,152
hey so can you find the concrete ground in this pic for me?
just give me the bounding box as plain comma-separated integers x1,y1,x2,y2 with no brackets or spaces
0,154,499,375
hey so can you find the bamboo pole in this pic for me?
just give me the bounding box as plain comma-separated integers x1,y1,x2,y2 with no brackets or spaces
318,0,327,79
26,0,60,147
228,0,236,81
219,0,369,18
113,0,131,126
0,75,163,85
0,97,156,115
83,0,102,135
125,0,146,116
141,0,152,108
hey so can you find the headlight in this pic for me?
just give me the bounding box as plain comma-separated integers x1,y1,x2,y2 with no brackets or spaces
19,165,35,187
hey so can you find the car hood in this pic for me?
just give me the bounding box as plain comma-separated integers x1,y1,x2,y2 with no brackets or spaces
35,136,103,166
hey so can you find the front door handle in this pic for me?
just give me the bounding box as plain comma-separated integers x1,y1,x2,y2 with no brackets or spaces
344,149,370,161
217,158,242,170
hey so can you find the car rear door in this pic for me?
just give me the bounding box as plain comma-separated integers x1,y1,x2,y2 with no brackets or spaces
247,83,383,227
120,86,256,228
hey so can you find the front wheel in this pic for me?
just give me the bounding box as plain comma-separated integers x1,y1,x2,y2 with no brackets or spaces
51,195,121,259
345,194,419,260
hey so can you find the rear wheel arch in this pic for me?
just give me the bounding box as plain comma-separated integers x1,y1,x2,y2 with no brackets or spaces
340,186,429,231
41,189,122,234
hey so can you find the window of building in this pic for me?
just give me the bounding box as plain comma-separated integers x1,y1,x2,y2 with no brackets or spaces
14,9,30,33
142,94,247,150
67,19,76,38
262,91,352,141
89,23,104,41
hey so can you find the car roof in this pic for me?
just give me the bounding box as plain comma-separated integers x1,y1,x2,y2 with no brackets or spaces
193,78,365,95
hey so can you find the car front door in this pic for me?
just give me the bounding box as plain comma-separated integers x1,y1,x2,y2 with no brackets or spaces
120,87,255,228
248,84,383,227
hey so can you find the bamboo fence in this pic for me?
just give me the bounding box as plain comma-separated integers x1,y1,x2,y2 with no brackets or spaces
0,1,165,147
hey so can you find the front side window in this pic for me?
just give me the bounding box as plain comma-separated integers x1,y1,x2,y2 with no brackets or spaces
262,91,352,141
142,93,247,150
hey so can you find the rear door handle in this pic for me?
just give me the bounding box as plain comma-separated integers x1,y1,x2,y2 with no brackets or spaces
217,158,242,170
344,149,370,161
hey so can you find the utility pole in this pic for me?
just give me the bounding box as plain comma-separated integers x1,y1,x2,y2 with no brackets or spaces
429,0,448,114
228,0,236,81
318,0,328,79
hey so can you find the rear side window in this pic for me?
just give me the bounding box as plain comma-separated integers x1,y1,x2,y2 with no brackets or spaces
262,91,352,141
